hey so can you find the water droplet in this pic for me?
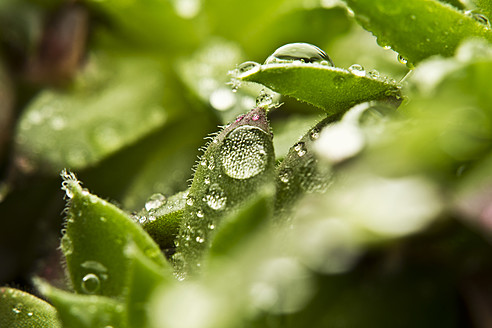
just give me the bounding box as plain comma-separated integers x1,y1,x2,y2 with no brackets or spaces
12,303,23,314
367,70,380,80
145,193,167,211
196,236,205,243
221,126,270,179
310,129,320,141
256,88,274,109
465,10,491,28
294,142,307,157
236,61,261,77
397,54,408,65
196,210,204,218
348,64,365,77
186,196,195,206
204,184,227,210
204,176,210,184
264,42,334,66
208,223,215,230
81,273,100,294
27,312,33,317
279,170,290,183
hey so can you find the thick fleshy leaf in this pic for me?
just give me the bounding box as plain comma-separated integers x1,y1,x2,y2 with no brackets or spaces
14,53,169,174
0,287,61,328
174,107,276,276
343,0,492,65
139,190,188,250
239,63,401,113
35,279,126,328
60,171,168,298
208,185,274,258
125,243,171,328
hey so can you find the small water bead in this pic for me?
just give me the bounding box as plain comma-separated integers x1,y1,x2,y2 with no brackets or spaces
348,64,365,77
186,196,195,206
196,236,205,243
236,61,261,77
81,273,101,294
256,89,274,108
264,42,334,66
279,171,290,184
204,184,227,210
145,193,167,211
294,142,307,157
310,129,320,141
196,210,204,218
367,70,380,80
221,126,270,179
208,223,215,230
204,176,210,184
397,54,408,65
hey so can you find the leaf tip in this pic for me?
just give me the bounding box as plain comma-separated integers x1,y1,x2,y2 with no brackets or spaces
60,169,81,199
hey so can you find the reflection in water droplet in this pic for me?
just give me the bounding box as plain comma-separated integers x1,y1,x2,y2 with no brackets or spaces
196,210,204,218
204,184,227,210
221,126,269,179
348,64,365,77
81,273,100,294
256,88,276,109
186,196,195,206
145,193,167,211
465,10,491,28
294,142,307,157
367,70,380,80
397,54,408,65
264,43,334,66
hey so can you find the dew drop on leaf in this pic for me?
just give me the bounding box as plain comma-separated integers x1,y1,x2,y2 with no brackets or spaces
221,126,269,179
145,193,167,211
81,273,101,294
397,54,408,65
264,42,334,66
204,184,227,210
348,64,366,77
294,142,307,157
465,10,491,28
196,209,204,218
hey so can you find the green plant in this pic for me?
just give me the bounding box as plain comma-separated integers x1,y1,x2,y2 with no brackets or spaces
2,0,492,327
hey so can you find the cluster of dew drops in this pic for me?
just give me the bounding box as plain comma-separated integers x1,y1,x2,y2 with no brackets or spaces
229,41,405,103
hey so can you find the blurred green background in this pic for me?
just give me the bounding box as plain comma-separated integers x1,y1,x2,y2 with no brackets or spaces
2,0,492,326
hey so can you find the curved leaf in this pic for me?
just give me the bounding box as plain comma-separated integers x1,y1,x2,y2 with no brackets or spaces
343,0,492,65
60,171,169,298
0,287,61,328
14,54,169,174
35,279,125,328
240,63,401,114
174,107,276,276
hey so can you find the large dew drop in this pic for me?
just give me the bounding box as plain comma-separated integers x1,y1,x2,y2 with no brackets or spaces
220,126,269,180
81,273,100,294
264,43,334,66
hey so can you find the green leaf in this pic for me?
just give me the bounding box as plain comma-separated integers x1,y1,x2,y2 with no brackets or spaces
60,171,169,298
343,0,492,65
474,0,492,18
208,185,274,258
35,279,126,328
125,243,171,328
0,287,61,328
174,107,276,275
14,53,169,174
239,63,401,114
139,190,188,250
275,113,339,219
